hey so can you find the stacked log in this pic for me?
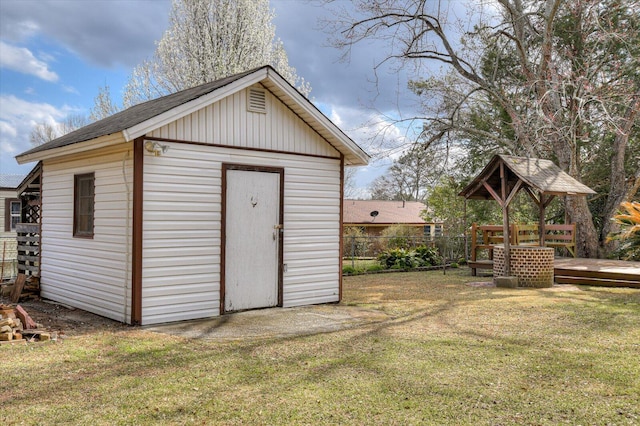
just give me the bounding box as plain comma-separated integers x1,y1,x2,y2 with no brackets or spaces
0,304,52,345
0,274,40,302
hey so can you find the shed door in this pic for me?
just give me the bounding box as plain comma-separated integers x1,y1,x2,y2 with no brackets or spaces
224,168,281,312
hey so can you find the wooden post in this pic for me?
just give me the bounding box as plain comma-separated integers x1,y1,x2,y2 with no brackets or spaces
538,194,555,248
470,222,478,276
1,241,5,280
471,223,478,263
539,194,546,247
500,162,511,276
464,199,468,262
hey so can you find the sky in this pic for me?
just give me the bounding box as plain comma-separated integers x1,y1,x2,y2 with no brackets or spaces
0,0,429,195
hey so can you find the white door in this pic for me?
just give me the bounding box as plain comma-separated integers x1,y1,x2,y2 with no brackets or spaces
224,168,281,312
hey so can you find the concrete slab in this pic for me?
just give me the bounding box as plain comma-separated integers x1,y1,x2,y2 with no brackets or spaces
143,304,391,341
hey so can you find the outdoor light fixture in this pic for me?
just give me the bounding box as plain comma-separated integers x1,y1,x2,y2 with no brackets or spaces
144,141,170,156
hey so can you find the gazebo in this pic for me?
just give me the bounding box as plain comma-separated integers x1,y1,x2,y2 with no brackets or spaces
459,155,595,287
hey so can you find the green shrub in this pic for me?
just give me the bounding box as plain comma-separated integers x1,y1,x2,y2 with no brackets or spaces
366,264,385,272
378,248,417,269
607,201,640,261
342,265,358,275
450,262,459,268
414,245,441,266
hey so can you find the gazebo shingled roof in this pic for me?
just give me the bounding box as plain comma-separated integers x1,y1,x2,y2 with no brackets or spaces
459,155,595,200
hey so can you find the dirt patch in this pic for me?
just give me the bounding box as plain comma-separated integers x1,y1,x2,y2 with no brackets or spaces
0,296,127,337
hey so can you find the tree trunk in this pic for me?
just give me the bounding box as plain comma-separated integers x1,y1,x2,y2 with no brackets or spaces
554,137,600,258
566,195,600,258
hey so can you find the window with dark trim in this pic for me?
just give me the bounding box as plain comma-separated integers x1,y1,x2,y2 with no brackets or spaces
4,198,21,232
74,173,95,238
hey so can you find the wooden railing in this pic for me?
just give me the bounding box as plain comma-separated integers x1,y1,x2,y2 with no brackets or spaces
543,224,577,257
469,223,577,276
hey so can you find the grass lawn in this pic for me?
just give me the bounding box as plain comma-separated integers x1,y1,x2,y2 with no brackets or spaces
2,269,639,425
342,257,380,273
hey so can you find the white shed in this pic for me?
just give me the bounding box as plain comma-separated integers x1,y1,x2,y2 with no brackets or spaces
16,66,369,325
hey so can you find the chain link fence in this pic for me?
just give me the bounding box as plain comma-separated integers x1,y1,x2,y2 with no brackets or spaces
343,234,469,271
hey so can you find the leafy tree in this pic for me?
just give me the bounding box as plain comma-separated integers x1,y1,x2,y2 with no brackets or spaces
124,0,310,107
332,0,640,257
425,176,496,238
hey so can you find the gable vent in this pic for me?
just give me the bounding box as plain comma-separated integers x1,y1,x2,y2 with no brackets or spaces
247,87,267,113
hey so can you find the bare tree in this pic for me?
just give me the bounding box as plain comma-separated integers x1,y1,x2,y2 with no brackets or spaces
29,114,89,146
90,84,121,122
343,166,362,199
369,144,445,201
123,0,310,107
331,0,640,257
29,122,58,147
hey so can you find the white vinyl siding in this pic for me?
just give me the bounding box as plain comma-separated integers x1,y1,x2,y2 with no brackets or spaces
148,85,340,159
141,143,341,324
39,149,133,323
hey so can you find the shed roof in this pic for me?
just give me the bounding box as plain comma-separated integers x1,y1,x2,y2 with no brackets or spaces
344,200,437,225
16,66,369,166
0,174,26,190
459,155,595,200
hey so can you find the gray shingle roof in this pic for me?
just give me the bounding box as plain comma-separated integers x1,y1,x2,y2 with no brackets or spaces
0,174,26,189
459,154,596,199
18,67,262,158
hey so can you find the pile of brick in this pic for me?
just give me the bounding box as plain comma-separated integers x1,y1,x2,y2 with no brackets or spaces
0,304,53,345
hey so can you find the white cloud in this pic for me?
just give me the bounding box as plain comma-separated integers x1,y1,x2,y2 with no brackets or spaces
0,41,59,82
62,85,80,95
0,94,69,173
0,1,170,68
2,19,39,41
0,121,17,138
321,102,416,196
326,104,413,159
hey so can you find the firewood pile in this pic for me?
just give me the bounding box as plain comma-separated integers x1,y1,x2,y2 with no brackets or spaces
0,304,54,345
0,274,40,303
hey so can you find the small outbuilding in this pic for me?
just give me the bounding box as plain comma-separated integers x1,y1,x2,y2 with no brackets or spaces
16,66,369,325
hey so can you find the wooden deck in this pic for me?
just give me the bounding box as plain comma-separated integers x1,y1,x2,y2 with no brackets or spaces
554,258,640,288
470,257,640,288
